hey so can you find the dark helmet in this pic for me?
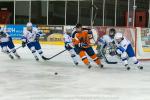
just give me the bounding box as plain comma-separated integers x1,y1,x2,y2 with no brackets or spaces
109,28,116,38
109,28,116,33
76,23,82,28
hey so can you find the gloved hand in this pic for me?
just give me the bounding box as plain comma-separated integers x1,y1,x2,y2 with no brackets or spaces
22,41,26,48
35,34,40,40
109,51,116,56
0,32,7,37
66,43,74,48
79,43,88,48
36,33,40,38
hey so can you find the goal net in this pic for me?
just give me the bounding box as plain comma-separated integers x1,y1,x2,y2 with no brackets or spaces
136,27,150,60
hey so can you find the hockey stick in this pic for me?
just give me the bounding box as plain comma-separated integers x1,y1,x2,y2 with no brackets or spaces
47,49,67,60
9,41,31,53
9,45,22,53
91,8,117,64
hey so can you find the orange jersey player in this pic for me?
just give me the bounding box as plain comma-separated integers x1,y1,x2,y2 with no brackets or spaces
73,23,104,69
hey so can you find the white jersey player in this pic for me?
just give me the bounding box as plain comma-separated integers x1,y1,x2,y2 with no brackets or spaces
0,27,20,59
97,28,116,57
64,27,78,65
22,22,48,61
114,32,143,70
98,28,116,47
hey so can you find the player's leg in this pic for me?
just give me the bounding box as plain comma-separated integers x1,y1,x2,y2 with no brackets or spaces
78,50,91,68
121,52,130,70
34,41,47,60
68,48,78,65
85,47,103,68
116,49,130,70
126,44,143,70
7,40,20,59
130,57,143,69
65,45,78,65
1,43,14,59
27,42,39,61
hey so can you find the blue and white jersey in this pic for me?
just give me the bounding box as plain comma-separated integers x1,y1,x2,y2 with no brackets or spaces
115,37,131,52
64,33,73,44
64,33,74,49
0,31,10,43
99,35,114,46
22,27,41,43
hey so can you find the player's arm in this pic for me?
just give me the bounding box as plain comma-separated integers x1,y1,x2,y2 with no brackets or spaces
88,30,96,45
115,39,129,60
35,28,44,41
5,32,14,42
0,31,13,42
37,28,45,37
97,36,107,48
116,39,128,54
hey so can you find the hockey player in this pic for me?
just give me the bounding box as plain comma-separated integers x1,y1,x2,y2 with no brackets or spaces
22,22,47,61
114,32,143,70
97,28,117,58
64,27,78,65
0,28,20,59
73,23,103,69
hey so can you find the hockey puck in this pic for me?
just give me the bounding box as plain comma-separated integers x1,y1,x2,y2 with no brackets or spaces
54,72,58,75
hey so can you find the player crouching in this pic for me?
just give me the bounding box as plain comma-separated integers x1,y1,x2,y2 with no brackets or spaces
97,28,117,59
22,22,48,61
0,29,20,59
64,27,78,65
73,24,103,69
114,32,143,70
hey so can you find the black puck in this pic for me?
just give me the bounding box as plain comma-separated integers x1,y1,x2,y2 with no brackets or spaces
54,72,58,75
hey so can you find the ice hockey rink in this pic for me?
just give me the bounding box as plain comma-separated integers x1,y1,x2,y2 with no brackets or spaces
0,44,150,100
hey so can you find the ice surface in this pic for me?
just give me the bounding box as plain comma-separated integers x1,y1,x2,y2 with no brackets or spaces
0,45,150,100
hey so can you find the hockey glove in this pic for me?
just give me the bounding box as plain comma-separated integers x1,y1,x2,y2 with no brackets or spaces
22,41,26,48
66,43,74,48
109,51,116,56
0,31,7,37
79,43,88,48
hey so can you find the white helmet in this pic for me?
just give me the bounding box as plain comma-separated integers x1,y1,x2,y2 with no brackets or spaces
114,32,123,40
26,22,32,27
65,26,72,33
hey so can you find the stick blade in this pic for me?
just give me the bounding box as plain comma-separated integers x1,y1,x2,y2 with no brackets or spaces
106,60,118,64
